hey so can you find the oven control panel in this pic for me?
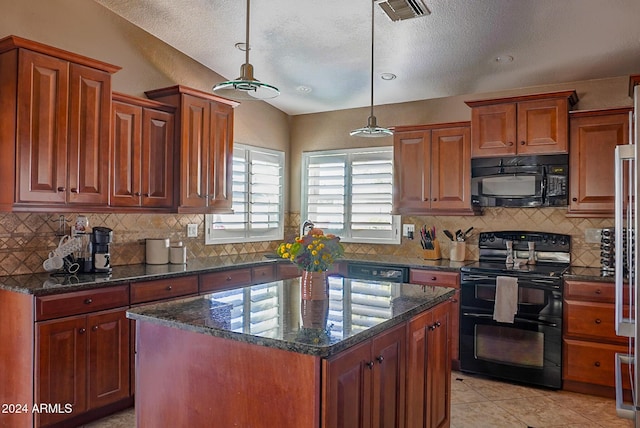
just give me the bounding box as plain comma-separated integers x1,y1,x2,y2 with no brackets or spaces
479,231,570,252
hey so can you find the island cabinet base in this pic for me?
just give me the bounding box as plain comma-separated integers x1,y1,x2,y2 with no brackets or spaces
135,322,322,428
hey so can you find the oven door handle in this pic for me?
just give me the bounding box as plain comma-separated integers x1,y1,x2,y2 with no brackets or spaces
462,312,558,327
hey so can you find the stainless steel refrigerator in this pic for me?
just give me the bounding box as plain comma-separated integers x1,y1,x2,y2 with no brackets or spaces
615,82,639,425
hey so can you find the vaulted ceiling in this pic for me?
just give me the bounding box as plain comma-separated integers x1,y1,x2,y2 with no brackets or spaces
95,0,640,115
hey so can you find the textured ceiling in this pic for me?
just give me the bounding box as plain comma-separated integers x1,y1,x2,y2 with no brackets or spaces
94,0,640,115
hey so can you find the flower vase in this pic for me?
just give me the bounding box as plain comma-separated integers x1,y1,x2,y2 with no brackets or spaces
301,270,329,300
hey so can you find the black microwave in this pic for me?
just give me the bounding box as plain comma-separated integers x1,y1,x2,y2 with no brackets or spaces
471,154,569,207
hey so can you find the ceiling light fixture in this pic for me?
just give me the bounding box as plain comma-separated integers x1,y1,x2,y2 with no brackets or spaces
350,0,393,138
212,0,279,101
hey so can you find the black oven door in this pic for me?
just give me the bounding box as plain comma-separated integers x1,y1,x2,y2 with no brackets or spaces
471,172,544,207
459,276,563,389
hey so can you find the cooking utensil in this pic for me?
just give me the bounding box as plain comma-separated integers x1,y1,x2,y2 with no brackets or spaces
443,230,455,241
455,229,462,241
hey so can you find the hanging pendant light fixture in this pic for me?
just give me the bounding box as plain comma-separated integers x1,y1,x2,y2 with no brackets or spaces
212,0,279,101
350,0,393,137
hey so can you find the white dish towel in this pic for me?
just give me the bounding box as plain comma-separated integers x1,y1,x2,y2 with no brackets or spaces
493,276,518,323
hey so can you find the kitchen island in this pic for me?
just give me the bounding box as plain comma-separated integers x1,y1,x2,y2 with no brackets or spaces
128,276,455,428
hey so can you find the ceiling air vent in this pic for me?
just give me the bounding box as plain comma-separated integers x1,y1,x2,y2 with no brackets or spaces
375,0,431,22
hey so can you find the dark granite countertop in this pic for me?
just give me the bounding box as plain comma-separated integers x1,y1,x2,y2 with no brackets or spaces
564,266,616,282
127,276,455,358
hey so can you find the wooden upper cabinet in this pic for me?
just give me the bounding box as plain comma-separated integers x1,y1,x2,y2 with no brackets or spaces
393,122,476,215
111,92,176,210
145,85,238,214
465,90,578,158
0,35,120,212
567,108,631,217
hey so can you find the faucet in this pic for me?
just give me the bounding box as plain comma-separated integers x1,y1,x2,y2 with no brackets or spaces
301,220,314,237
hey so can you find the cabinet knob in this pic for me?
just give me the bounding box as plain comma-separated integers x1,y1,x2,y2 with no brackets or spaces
520,141,526,146
57,187,66,192
92,325,99,331
366,361,375,369
144,193,150,197
450,297,458,303
70,188,78,193
594,361,601,367
424,198,429,201
134,192,141,196
166,285,172,291
84,298,93,304
429,324,436,331
594,318,602,324
507,142,514,147
431,277,437,281
226,276,232,281
432,198,437,201
79,328,86,334
595,289,602,294
376,355,384,364
572,197,578,202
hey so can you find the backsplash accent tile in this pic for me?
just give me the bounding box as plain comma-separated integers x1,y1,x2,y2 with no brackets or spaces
0,208,613,276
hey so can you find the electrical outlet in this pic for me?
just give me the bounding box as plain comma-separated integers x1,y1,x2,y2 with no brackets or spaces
187,224,198,238
402,224,415,238
585,228,601,243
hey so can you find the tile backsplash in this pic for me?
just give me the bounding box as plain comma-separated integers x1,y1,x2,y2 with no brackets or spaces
0,208,611,276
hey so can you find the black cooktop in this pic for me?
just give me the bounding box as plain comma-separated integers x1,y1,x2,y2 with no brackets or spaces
461,261,569,279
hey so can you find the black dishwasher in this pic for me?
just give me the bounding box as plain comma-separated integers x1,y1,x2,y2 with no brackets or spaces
347,263,409,283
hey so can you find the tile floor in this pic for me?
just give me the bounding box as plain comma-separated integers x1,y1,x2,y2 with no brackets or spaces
84,370,633,428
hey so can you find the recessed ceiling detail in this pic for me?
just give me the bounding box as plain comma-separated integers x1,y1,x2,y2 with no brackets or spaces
375,0,431,21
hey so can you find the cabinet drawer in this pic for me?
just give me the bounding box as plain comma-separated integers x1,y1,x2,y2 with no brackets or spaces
277,263,301,280
200,268,252,292
130,275,198,304
564,300,625,342
410,269,459,288
36,285,129,321
564,280,615,303
252,265,276,284
563,338,630,388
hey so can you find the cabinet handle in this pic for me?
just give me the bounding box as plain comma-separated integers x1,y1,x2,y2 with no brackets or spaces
450,297,458,303
92,325,98,331
424,197,429,201
57,187,66,192
572,197,578,202
79,328,86,334
431,277,437,281
429,324,436,331
166,285,172,291
595,318,602,324
594,361,601,367
134,192,141,196
376,355,384,364
595,289,602,294
520,141,526,146
226,276,232,281
432,198,437,201
70,188,78,193
366,361,375,369
84,298,93,304
507,142,514,147
144,193,150,197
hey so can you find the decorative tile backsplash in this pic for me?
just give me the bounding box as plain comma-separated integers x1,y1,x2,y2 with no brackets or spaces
0,208,611,276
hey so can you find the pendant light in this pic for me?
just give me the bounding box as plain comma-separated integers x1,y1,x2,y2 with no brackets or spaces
212,0,279,101
350,0,393,137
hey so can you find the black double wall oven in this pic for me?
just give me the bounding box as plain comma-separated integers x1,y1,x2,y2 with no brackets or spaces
459,231,570,389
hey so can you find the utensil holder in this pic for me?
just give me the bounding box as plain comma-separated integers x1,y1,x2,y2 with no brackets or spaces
449,241,466,262
422,240,441,260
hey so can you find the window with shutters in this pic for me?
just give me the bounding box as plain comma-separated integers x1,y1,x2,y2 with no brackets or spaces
301,147,400,244
206,144,284,244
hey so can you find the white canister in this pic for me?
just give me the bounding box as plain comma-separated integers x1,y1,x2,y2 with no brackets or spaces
146,238,170,264
170,243,187,264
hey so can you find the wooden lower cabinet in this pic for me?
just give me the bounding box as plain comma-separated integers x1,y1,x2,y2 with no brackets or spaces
562,280,629,397
36,307,130,427
323,323,406,428
406,300,451,428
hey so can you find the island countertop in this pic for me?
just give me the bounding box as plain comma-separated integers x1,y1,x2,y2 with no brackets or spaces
127,276,455,358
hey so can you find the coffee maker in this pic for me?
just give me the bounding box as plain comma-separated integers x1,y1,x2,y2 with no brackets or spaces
91,227,113,273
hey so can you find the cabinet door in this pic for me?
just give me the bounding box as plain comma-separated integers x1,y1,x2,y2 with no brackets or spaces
323,340,372,428
36,316,88,426
470,103,517,157
16,49,69,204
431,126,471,210
517,98,569,155
87,308,130,409
207,102,234,212
111,100,143,207
142,108,175,208
180,94,210,209
67,63,111,205
427,301,451,428
393,130,430,214
568,111,629,215
406,309,431,428
371,323,405,428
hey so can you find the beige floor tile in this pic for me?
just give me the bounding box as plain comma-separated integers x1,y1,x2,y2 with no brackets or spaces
451,401,528,428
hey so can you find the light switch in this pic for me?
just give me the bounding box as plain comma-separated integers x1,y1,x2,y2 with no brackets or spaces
187,224,198,238
402,224,415,238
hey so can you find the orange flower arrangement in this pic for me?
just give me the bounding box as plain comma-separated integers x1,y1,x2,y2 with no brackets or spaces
277,228,344,272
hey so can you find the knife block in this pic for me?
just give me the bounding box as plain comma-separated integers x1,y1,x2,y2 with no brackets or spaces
422,239,441,260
